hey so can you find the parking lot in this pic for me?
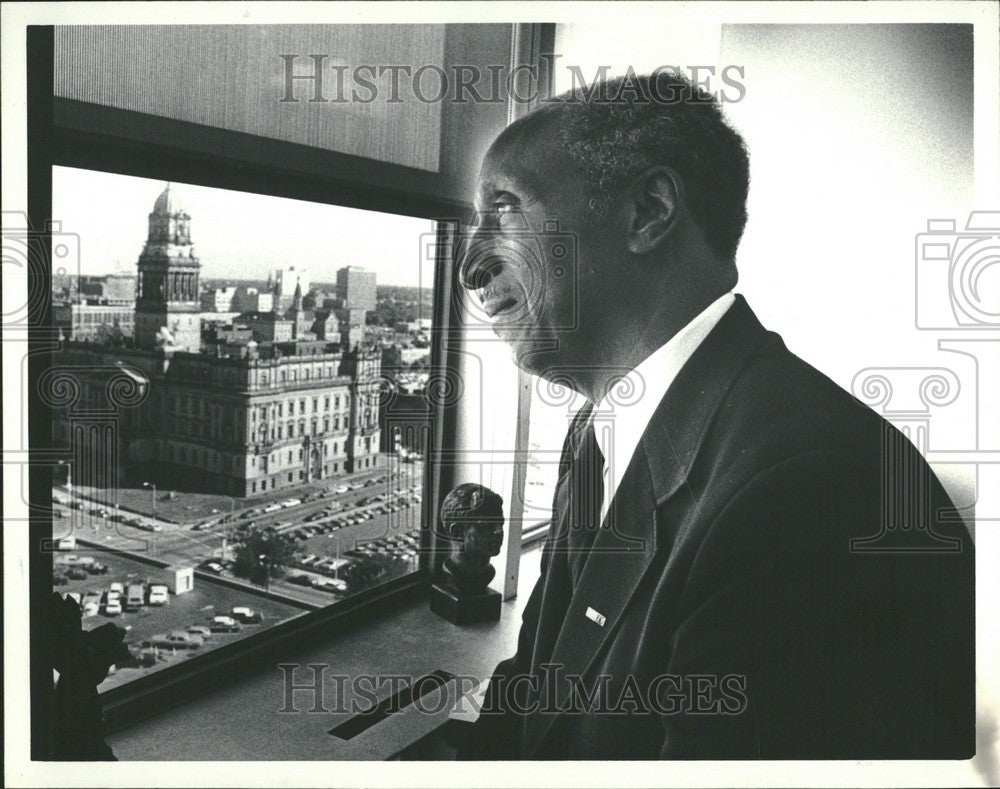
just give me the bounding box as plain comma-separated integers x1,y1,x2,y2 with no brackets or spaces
54,552,309,690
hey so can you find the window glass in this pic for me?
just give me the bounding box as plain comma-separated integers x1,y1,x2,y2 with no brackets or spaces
50,166,436,690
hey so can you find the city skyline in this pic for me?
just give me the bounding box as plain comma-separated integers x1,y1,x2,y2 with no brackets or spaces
52,166,437,287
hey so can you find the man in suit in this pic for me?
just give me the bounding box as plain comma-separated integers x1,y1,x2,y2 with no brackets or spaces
455,72,974,760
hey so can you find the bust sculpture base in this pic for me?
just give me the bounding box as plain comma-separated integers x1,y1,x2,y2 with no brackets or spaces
430,581,501,625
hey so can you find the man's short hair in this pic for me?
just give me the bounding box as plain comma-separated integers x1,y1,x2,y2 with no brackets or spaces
503,71,750,262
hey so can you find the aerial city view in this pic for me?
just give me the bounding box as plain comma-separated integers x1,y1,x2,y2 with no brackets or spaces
49,170,438,687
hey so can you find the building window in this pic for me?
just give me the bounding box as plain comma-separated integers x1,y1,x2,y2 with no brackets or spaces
324,396,330,410
288,472,293,482
298,449,303,460
252,482,256,493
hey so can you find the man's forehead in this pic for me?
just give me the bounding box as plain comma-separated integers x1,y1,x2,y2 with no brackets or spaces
477,114,568,199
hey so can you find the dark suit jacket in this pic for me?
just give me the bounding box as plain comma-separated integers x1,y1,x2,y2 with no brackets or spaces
462,295,974,760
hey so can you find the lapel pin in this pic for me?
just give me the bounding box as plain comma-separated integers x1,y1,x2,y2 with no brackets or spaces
585,606,607,627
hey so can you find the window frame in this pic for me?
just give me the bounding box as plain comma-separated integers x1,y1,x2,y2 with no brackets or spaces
38,102,466,738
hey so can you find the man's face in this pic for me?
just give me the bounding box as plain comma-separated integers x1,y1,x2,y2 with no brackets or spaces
460,120,616,377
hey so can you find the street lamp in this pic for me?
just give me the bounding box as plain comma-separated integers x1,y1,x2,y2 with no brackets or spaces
142,481,157,558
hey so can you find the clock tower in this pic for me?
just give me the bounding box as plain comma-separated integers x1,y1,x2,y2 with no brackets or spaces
134,184,202,352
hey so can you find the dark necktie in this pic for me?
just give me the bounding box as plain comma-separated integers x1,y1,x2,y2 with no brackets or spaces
565,408,605,583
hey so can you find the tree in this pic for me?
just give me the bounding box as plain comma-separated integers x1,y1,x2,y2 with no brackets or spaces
231,523,296,586
340,553,409,593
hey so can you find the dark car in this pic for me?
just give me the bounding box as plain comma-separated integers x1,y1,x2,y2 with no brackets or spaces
85,562,109,575
65,567,89,580
288,574,313,586
53,572,68,586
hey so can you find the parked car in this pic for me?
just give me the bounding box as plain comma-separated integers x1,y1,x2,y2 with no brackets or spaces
65,567,89,580
104,597,122,616
231,606,262,624
81,601,100,617
85,561,109,575
56,537,77,550
125,584,146,611
148,584,169,605
209,615,241,633
186,625,212,639
200,561,224,574
82,591,102,608
53,572,68,586
313,578,348,593
288,574,313,586
109,582,124,595
334,485,349,494
263,503,282,513
280,498,301,509
299,554,319,566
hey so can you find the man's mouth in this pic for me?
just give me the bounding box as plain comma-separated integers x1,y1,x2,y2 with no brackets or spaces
482,295,518,319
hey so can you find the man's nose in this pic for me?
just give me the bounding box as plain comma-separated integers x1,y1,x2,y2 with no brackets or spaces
458,228,504,291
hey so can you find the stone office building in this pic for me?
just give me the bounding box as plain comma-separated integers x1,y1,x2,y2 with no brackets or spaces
50,184,381,497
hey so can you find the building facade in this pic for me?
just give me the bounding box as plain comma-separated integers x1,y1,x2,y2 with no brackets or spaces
51,341,382,496
53,302,135,341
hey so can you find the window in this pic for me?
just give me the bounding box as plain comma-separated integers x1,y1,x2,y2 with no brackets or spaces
50,166,442,695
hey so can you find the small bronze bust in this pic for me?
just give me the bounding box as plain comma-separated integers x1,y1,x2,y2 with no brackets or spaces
437,483,505,595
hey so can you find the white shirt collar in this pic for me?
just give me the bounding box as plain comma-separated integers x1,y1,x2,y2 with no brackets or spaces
591,292,736,523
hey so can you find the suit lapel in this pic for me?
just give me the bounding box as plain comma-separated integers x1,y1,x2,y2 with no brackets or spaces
523,295,771,756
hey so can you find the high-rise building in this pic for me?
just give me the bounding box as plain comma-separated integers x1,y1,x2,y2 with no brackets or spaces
134,184,202,352
336,266,377,312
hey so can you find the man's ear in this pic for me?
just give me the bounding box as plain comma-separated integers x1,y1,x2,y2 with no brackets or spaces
624,166,682,255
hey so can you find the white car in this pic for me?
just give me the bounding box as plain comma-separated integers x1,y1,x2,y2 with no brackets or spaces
148,584,169,605
109,582,125,595
210,615,241,632
263,503,282,513
81,601,100,617
104,597,122,616
334,485,349,494
280,499,301,508
57,537,77,550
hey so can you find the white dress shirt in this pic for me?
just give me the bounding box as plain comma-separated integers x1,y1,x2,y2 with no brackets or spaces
590,292,735,524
